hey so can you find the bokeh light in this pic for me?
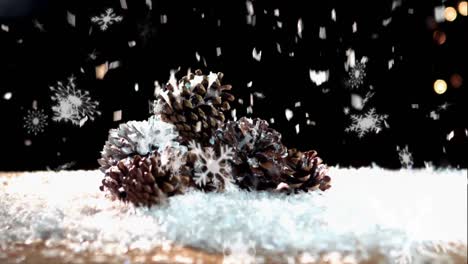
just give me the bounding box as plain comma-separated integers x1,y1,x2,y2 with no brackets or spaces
433,31,446,45
444,7,458,21
458,1,467,16
450,74,463,88
434,79,448,94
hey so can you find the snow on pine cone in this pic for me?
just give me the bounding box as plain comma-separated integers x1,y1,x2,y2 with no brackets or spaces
214,117,290,191
215,117,332,192
281,148,331,192
153,69,235,145
99,151,192,207
98,116,180,173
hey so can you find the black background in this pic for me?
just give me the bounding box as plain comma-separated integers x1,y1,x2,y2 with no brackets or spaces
0,0,466,171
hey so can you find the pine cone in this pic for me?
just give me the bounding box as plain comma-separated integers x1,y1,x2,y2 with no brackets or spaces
99,151,192,207
98,117,179,173
154,69,235,144
281,149,332,192
215,117,289,191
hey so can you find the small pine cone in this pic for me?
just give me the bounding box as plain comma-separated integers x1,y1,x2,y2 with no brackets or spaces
154,69,235,145
99,152,192,207
97,117,178,173
281,149,332,192
215,117,289,191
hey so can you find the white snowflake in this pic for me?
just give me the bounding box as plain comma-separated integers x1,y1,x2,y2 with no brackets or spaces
345,108,388,138
23,108,48,135
91,8,123,31
346,61,367,89
222,233,256,264
189,141,235,191
397,145,413,168
50,76,101,126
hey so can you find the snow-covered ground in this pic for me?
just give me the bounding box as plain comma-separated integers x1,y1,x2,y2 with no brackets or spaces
0,168,466,263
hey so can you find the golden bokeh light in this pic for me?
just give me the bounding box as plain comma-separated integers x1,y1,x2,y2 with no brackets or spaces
95,63,108,80
458,1,467,16
444,7,458,21
433,79,448,94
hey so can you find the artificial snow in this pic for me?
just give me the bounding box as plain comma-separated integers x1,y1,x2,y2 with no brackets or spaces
309,70,329,86
0,168,466,263
252,48,262,61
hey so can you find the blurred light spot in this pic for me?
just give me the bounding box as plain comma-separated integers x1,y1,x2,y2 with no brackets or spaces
285,109,293,121
67,11,76,27
426,17,437,30
95,63,108,80
160,14,167,24
120,0,128,9
3,92,12,100
319,26,326,39
444,7,457,21
297,18,303,38
450,73,463,88
447,130,454,141
433,31,446,45
433,79,447,94
24,139,32,146
434,6,446,22
109,61,121,69
113,110,122,121
458,1,467,16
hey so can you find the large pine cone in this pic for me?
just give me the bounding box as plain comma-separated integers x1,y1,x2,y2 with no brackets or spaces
281,149,332,192
215,117,289,191
98,117,179,173
99,151,192,207
154,69,235,144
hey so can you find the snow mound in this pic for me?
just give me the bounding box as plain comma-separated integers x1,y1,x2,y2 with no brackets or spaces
0,168,466,263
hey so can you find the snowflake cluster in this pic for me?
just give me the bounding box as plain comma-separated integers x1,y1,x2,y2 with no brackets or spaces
50,76,101,127
91,8,123,31
189,141,235,191
23,108,48,135
345,108,388,138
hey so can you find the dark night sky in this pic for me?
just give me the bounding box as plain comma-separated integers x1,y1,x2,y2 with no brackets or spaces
0,0,466,171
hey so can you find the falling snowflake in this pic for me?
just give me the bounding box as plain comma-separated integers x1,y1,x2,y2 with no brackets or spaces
23,108,48,135
346,61,367,89
189,141,235,191
50,76,101,126
345,108,388,138
397,145,414,168
91,8,123,31
222,233,256,264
